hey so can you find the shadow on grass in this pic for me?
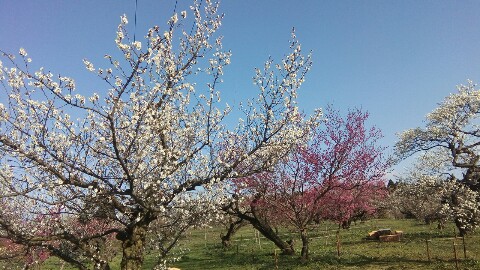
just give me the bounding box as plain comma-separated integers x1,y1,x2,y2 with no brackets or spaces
171,248,433,270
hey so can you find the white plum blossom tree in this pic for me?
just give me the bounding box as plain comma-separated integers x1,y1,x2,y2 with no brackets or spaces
396,81,480,235
0,1,320,269
389,151,449,226
440,179,480,235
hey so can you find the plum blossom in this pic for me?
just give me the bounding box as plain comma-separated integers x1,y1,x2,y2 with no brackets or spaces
19,47,27,56
0,0,320,269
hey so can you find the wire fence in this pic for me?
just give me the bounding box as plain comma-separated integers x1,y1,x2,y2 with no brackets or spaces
204,223,480,269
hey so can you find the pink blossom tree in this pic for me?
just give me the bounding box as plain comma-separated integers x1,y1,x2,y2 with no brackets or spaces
318,180,386,229
229,106,389,260
0,200,118,269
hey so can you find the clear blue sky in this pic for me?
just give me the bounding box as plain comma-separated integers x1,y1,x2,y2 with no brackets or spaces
2,0,480,175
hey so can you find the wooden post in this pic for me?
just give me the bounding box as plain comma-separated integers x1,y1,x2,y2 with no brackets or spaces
254,230,262,250
204,226,208,249
258,231,262,250
325,224,328,245
251,246,256,263
462,235,467,259
453,239,459,270
336,231,341,258
236,243,239,255
425,239,431,262
274,249,279,270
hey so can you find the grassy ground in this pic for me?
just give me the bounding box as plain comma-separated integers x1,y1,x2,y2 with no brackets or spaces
3,219,480,269
162,219,480,270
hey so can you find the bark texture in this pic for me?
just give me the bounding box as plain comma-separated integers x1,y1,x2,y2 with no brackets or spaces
120,224,148,270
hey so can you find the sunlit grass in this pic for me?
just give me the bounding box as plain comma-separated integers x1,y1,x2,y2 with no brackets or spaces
5,219,480,269
169,219,480,270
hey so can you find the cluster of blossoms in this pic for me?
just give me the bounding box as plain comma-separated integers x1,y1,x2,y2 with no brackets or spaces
440,180,480,233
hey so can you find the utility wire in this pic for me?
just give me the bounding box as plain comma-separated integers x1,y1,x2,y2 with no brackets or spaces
134,0,138,42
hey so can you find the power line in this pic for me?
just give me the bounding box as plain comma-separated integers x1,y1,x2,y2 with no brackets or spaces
134,0,138,42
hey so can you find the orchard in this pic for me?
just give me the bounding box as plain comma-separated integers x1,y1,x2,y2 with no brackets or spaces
1,1,480,269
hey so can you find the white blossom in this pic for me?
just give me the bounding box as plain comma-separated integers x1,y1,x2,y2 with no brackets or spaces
83,59,95,71
19,47,27,56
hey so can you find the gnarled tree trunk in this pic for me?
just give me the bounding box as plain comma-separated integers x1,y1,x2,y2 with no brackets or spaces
221,218,247,248
300,230,309,261
96,262,111,270
119,224,148,270
248,217,295,255
245,201,294,255
223,197,295,255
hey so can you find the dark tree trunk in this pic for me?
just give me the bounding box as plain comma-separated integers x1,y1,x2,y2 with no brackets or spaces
119,224,148,270
223,197,295,255
227,212,294,254
245,202,294,255
454,218,467,237
437,220,445,230
221,218,246,248
300,230,309,261
249,217,295,255
95,262,111,270
341,220,351,229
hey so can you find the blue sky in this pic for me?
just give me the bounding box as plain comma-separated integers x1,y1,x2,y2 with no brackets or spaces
2,0,480,176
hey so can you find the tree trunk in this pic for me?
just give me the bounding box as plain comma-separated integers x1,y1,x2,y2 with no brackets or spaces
300,230,309,261
221,218,246,248
95,262,111,270
223,197,295,255
120,224,148,270
341,220,351,229
229,209,294,255
454,218,467,237
249,219,295,255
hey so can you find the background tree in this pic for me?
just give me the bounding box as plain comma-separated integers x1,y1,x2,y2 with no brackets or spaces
0,1,320,269
388,151,449,227
396,81,480,235
319,180,386,229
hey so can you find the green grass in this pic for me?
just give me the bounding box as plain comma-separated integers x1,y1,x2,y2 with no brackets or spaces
4,219,480,269
166,219,480,270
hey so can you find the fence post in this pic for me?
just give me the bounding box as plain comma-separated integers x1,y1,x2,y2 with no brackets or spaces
337,232,341,258
257,230,262,250
425,239,431,262
453,239,459,270
204,226,208,249
325,224,328,245
462,235,467,259
251,246,256,263
274,249,279,270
